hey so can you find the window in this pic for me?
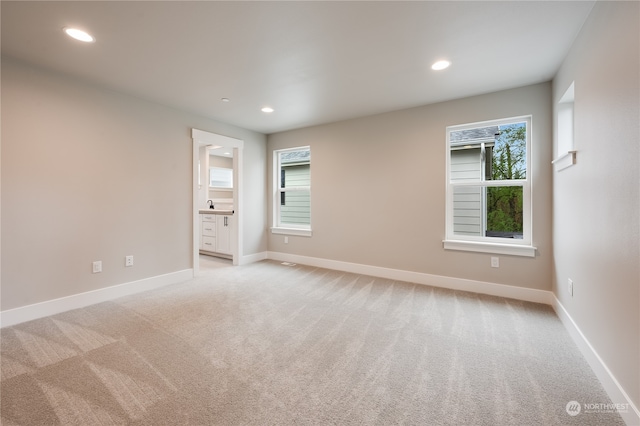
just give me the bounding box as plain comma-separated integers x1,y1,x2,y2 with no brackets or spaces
554,82,576,171
272,146,311,236
444,116,535,257
209,167,233,188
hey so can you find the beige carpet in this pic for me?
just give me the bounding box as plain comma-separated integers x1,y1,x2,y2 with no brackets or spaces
1,259,625,425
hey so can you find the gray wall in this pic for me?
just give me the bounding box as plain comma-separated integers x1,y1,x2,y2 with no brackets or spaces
1,57,267,311
552,1,639,410
267,82,552,290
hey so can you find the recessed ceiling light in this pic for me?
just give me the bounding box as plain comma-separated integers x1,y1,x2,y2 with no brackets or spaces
431,60,450,71
221,98,230,103
63,27,95,43
261,106,274,113
224,152,231,156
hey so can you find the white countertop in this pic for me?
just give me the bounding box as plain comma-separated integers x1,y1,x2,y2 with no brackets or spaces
199,209,234,215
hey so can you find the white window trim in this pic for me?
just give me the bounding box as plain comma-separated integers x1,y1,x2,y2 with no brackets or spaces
443,240,536,257
271,227,313,237
552,150,577,171
272,146,312,236
444,115,536,257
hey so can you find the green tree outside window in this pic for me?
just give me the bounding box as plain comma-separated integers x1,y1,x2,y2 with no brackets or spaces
487,124,526,235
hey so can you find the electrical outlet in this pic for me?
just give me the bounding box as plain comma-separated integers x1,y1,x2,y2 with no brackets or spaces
284,236,289,244
125,255,134,267
491,257,499,268
92,261,102,274
568,278,574,297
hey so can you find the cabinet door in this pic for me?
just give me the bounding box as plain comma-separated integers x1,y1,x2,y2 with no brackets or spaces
216,215,232,254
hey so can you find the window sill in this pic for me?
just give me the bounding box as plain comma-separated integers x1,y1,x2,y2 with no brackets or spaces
271,227,312,237
443,240,536,257
552,150,577,172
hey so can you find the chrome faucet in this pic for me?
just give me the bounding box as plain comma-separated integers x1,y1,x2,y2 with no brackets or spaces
207,200,214,209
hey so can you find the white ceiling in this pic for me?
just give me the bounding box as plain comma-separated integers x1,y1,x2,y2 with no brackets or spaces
1,1,595,135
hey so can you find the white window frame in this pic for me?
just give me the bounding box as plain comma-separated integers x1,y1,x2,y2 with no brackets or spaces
271,146,312,237
444,116,536,257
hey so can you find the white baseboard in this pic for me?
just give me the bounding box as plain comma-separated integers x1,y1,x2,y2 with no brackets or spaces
239,251,268,265
266,251,552,305
552,297,640,426
0,269,193,328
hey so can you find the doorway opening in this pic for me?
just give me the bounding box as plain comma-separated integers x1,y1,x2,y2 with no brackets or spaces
191,129,244,276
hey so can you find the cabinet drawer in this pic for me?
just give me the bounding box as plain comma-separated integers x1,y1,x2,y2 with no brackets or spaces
202,222,216,236
201,236,216,250
202,214,216,223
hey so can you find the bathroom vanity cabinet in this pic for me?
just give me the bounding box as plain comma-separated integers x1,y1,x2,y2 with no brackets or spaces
199,211,233,258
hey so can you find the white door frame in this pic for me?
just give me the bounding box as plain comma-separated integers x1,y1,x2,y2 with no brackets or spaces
191,129,244,276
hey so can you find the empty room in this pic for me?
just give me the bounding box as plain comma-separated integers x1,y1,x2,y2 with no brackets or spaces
1,1,638,425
